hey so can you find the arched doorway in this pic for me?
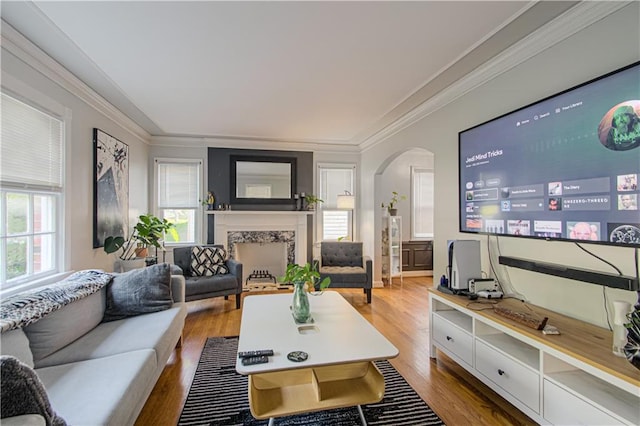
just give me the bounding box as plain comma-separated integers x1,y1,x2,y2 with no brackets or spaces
373,147,434,286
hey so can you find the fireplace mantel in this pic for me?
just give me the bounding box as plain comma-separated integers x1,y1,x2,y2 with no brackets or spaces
208,210,313,266
207,211,313,217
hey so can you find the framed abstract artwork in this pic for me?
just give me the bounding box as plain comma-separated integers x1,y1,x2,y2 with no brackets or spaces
93,128,129,248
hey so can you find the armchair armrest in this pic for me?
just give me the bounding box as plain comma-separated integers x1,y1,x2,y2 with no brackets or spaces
170,274,186,304
363,256,373,288
226,258,243,290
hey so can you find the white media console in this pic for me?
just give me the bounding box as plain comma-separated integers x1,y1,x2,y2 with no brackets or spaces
428,289,640,425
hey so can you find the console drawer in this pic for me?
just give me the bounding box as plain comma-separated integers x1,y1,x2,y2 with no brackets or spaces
432,313,473,366
543,379,621,425
475,340,539,412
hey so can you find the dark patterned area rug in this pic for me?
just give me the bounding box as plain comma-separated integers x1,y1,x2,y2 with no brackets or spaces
178,337,445,426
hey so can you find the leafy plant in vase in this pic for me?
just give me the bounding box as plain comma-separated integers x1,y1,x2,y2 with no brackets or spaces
304,194,323,211
280,263,331,323
133,214,179,259
381,191,406,216
104,214,178,269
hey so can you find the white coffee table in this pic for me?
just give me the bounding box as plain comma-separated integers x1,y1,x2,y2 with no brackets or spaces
236,291,399,425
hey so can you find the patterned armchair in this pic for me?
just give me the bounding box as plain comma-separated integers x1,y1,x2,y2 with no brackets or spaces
172,245,243,308
314,242,372,303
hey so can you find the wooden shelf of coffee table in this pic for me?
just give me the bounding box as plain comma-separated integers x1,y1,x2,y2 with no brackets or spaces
248,361,384,419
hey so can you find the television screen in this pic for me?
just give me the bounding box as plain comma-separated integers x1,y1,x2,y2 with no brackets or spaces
459,61,640,247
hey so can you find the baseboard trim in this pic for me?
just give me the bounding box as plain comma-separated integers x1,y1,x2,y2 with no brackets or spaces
403,270,433,277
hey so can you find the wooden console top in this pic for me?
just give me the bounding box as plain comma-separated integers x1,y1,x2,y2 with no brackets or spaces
428,288,640,387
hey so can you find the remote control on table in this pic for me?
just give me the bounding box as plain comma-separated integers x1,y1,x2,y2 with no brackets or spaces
241,355,269,366
238,350,274,358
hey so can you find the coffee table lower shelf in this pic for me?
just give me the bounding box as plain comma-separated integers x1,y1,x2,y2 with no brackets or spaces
248,361,384,422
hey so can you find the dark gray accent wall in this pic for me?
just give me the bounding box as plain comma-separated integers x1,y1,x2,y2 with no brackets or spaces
206,147,314,243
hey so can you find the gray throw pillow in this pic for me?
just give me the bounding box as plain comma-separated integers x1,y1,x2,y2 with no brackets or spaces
103,263,173,322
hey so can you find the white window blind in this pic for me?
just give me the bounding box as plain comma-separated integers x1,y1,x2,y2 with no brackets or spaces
1,93,63,190
412,168,434,238
157,162,200,208
1,92,63,289
319,168,353,209
156,159,201,244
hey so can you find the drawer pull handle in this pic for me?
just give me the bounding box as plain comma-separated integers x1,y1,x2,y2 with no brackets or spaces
446,336,453,341
498,369,505,376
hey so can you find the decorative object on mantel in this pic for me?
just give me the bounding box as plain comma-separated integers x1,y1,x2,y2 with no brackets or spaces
303,193,323,211
624,305,640,370
280,263,330,324
204,191,215,210
93,128,129,249
381,191,406,216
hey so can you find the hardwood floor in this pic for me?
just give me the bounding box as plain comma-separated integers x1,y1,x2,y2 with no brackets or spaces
135,277,536,425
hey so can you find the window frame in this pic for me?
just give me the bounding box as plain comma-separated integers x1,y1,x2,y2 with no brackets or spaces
0,88,67,292
153,157,204,246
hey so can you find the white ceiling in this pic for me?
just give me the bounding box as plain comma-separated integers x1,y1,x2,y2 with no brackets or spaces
1,1,578,146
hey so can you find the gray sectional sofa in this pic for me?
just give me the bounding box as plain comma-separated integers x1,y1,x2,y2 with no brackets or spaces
0,267,187,426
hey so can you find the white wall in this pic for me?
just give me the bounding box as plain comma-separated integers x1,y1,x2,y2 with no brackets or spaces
362,3,640,327
1,36,150,274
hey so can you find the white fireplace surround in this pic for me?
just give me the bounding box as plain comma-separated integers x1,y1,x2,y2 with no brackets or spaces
210,211,312,266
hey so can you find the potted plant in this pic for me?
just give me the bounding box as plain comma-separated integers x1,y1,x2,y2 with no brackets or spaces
280,263,331,324
104,214,178,269
132,214,179,259
381,191,406,216
304,194,323,211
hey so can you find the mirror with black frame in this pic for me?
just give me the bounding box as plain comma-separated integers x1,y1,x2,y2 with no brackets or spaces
230,155,296,204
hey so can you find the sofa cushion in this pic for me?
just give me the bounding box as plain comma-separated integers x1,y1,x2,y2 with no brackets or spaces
0,355,66,425
185,275,238,297
35,306,185,369
36,350,156,426
0,328,35,368
191,246,229,276
319,266,367,284
103,263,173,322
23,290,105,363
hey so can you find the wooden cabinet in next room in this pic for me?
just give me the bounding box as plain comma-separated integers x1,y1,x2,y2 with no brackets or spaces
401,240,433,272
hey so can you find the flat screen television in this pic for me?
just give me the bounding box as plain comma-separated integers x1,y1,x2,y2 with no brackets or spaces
459,61,640,247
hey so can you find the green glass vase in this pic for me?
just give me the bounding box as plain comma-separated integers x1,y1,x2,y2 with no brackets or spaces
291,280,311,323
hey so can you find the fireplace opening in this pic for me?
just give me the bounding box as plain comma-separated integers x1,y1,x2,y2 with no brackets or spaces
235,241,288,286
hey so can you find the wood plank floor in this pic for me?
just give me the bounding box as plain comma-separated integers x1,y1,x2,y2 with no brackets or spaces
135,277,536,425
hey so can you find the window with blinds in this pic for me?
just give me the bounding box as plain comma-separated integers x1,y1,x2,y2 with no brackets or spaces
155,159,202,244
318,165,355,241
412,167,434,239
1,93,63,288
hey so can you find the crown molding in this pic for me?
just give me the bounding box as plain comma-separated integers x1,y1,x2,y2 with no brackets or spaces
151,135,361,153
1,19,151,145
359,1,631,152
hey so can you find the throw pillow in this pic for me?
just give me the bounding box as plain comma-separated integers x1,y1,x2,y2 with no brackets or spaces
103,263,173,322
191,246,229,276
0,355,67,425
